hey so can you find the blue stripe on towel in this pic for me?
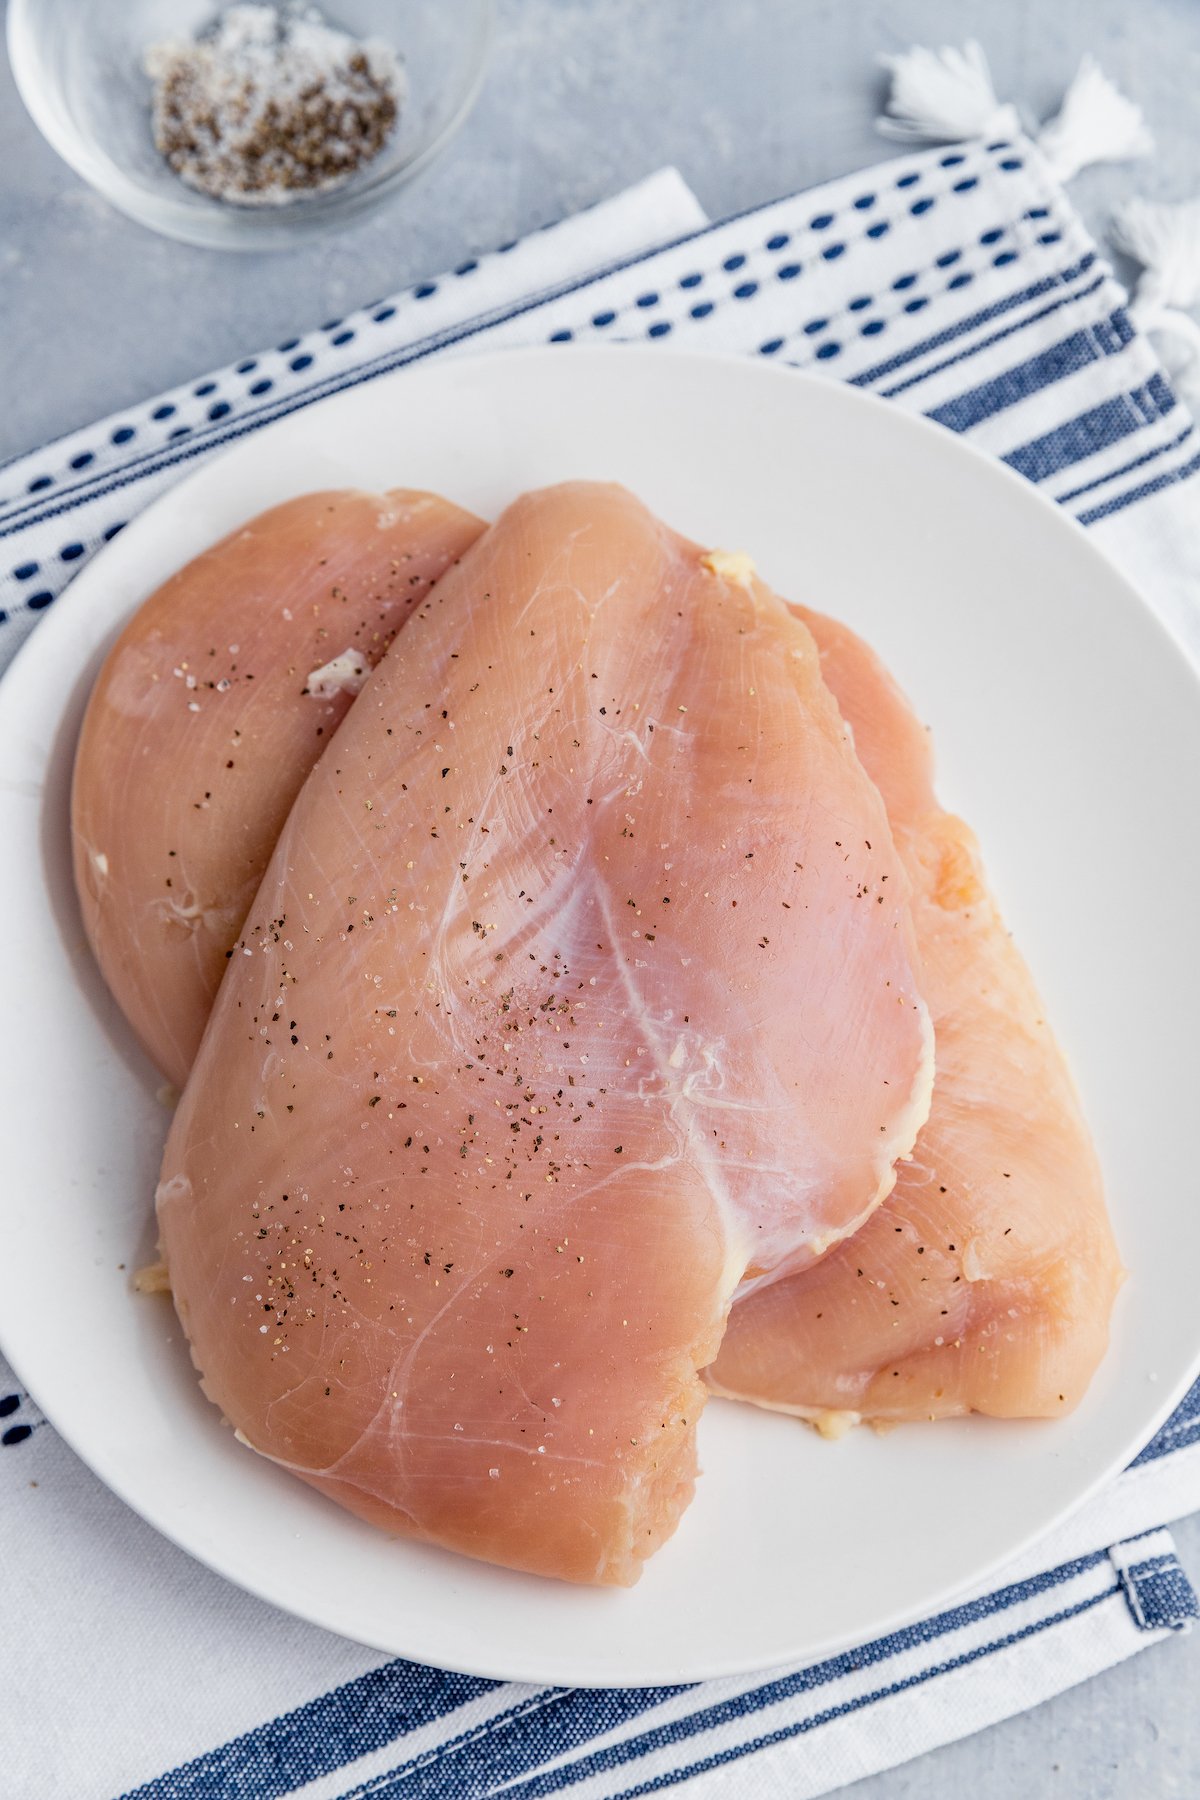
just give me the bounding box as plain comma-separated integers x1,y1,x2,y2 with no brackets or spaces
120,1663,499,1800
874,271,1107,399
849,253,1098,388
334,1687,686,1800
1077,448,1200,526
1003,374,1176,481
1055,423,1196,504
926,313,1136,434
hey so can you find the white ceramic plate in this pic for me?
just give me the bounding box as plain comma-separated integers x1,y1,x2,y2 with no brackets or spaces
2,348,1199,1688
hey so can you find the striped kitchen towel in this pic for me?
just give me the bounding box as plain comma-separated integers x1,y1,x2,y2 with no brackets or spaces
2,63,1200,1800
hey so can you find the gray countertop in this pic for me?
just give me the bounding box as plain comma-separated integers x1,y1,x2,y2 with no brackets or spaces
2,1,1199,1794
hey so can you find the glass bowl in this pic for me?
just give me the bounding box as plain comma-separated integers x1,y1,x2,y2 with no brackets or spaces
6,0,494,251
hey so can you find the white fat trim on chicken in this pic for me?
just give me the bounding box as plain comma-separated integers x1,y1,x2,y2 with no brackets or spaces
700,549,757,587
305,648,369,699
133,1261,172,1294
702,1381,864,1437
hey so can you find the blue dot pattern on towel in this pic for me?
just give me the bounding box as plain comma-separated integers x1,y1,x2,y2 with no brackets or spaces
4,132,1184,678
0,1390,42,1447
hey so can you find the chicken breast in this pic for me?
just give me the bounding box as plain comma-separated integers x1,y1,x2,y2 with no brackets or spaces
156,483,933,1583
71,490,485,1087
707,608,1123,1426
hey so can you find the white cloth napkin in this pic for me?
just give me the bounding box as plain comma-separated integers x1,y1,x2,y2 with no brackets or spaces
1,148,1198,1800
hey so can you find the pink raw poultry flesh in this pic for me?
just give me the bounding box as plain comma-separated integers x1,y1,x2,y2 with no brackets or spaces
72,489,484,1087
708,607,1122,1426
154,482,933,1583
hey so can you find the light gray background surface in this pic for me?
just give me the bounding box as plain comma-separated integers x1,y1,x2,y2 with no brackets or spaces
2,1,1199,1794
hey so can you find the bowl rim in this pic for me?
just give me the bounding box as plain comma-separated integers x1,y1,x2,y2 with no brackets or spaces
5,0,496,251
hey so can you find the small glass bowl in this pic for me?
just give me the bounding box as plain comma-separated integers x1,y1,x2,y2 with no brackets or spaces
7,0,494,251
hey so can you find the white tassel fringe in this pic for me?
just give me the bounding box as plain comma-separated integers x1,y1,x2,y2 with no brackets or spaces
877,41,1020,144
1037,55,1153,182
1113,197,1200,413
877,42,1152,185
1114,196,1200,311
876,42,1200,414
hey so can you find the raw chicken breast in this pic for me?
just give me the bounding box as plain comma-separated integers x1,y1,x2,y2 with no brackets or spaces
72,490,484,1087
157,483,932,1583
708,608,1122,1426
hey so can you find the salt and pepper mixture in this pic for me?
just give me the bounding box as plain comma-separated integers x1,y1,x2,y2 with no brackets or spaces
144,2,403,206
